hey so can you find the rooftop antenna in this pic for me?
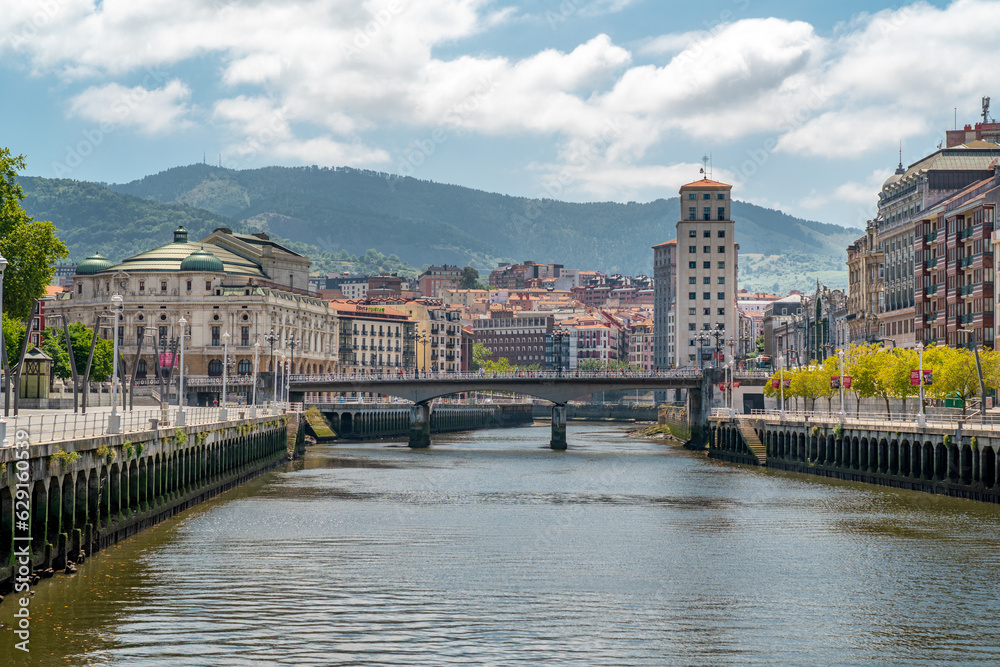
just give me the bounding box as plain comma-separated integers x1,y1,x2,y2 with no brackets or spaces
895,141,904,175
983,96,993,124
700,155,709,178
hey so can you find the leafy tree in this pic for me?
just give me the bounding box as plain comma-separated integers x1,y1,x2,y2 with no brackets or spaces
2,312,24,370
1,149,69,319
754,334,764,356
41,323,114,381
471,342,492,371
458,266,481,289
481,357,516,373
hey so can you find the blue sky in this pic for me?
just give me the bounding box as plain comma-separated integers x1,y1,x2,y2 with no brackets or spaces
1,0,989,230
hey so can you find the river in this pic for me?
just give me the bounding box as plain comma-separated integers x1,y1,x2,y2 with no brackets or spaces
3,422,1000,666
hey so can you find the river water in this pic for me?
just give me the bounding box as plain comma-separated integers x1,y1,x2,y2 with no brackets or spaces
3,422,1000,666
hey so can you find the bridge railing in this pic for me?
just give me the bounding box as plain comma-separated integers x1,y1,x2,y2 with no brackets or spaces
712,408,1000,429
289,369,704,383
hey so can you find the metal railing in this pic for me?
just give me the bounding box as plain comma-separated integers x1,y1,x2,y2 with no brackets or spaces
711,407,1000,429
289,369,706,383
2,403,294,446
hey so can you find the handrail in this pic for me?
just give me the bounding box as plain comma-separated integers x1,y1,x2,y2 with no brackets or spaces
287,369,708,382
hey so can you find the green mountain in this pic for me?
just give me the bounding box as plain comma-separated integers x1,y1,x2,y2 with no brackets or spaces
21,164,860,293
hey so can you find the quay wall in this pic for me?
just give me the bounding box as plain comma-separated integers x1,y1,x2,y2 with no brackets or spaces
0,414,304,592
530,404,659,422
710,418,1000,504
318,403,534,440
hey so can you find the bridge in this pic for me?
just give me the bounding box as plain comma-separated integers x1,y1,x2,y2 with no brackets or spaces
288,370,770,448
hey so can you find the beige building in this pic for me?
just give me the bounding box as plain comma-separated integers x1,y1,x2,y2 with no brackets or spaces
331,301,415,374
674,178,738,367
54,227,336,405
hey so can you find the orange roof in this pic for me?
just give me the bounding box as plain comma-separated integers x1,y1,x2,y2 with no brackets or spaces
45,284,66,296
680,177,731,190
652,239,677,248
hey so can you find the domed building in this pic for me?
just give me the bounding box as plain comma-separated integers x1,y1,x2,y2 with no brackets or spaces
50,226,341,406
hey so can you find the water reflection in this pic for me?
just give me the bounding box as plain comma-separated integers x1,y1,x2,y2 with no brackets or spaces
3,422,999,666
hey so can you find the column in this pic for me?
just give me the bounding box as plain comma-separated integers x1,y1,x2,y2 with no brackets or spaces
550,403,567,450
409,402,431,448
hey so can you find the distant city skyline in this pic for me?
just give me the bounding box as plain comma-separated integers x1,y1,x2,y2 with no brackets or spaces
1,0,992,228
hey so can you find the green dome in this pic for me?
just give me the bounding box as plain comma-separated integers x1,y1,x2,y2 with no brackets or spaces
76,254,114,275
180,248,225,273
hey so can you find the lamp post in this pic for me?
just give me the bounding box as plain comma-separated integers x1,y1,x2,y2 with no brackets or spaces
778,356,785,417
220,331,230,420
288,332,297,388
177,316,187,426
837,349,845,420
108,294,124,434
957,328,986,425
0,252,6,445
264,328,277,402
251,340,261,417
916,342,925,427
281,353,288,405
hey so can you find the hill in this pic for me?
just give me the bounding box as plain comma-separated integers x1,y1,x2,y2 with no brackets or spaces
22,164,859,293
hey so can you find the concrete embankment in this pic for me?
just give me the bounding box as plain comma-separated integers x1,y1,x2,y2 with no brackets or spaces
317,403,534,440
0,413,305,592
530,403,658,422
710,417,1000,504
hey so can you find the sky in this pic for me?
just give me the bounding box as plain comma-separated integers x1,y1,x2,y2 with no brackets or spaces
1,0,994,230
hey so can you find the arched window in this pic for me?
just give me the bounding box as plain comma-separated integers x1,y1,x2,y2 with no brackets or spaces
237,359,252,374
136,358,147,379
208,359,223,377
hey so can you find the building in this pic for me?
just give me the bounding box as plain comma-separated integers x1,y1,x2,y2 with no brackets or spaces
674,178,738,367
54,227,335,405
367,274,403,299
417,265,463,298
331,300,415,373
391,299,464,373
317,274,369,299
489,261,564,290
762,295,803,364
846,225,883,345
915,165,1000,349
473,311,553,367
868,139,1000,348
653,239,676,369
628,319,655,371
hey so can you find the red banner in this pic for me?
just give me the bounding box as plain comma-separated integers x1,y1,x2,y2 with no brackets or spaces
159,352,178,368
782,378,791,388
911,369,932,386
843,375,852,389
718,382,726,391
771,378,779,389
733,382,741,389
831,377,841,389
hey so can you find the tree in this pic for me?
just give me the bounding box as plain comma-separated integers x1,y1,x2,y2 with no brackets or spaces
481,357,516,373
1,148,69,319
754,334,764,356
471,342,492,371
459,266,481,289
2,312,24,369
41,323,114,381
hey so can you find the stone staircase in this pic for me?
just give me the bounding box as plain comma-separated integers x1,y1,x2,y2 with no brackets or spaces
736,416,766,466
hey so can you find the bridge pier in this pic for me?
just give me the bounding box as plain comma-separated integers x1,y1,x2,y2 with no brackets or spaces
550,403,567,450
409,402,431,448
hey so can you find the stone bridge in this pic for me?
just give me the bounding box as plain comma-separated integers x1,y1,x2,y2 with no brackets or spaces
289,370,770,448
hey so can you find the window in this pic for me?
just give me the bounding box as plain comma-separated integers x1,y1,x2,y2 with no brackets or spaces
703,308,710,315
688,292,696,300
718,308,726,316
717,277,725,284
139,280,145,291
703,246,710,253
238,359,252,374
718,261,725,269
688,308,696,315
211,326,220,346
717,230,725,238
703,230,711,238
77,284,82,295
158,325,167,342
688,323,696,330
703,292,711,300
186,280,192,291
688,277,696,284
717,194,725,200
688,229,696,237
703,193,711,199
689,245,696,253
206,281,212,291
241,326,250,346
688,261,696,269
718,246,725,253
703,207,711,221
717,292,725,300
688,207,696,221
703,261,711,269
160,280,167,291
688,193,696,200
717,207,725,220
208,359,223,377
703,277,711,284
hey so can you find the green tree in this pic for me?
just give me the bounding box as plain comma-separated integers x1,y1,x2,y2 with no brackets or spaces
481,357,516,373
1,148,69,319
2,312,25,369
459,266,481,289
471,342,492,371
41,323,114,381
754,334,764,356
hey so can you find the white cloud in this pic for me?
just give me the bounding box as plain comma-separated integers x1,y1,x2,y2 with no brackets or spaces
68,80,193,134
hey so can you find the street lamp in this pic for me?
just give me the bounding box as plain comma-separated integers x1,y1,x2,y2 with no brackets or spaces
957,328,986,425
778,355,785,417
281,353,288,405
251,340,260,417
108,294,124,434
220,331,230,420
177,316,187,426
916,342,925,427
0,252,6,445
264,328,278,402
837,349,845,420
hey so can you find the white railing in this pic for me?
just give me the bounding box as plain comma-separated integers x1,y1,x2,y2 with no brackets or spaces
711,407,1000,429
1,403,294,446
